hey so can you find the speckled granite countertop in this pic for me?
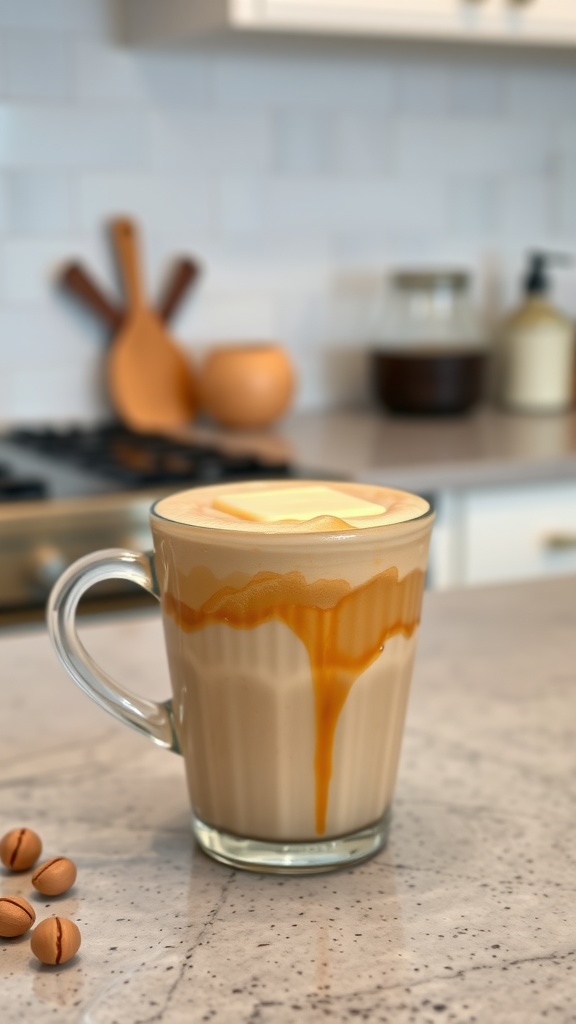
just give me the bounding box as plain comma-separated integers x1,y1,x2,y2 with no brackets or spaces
2,576,576,1023
276,407,576,491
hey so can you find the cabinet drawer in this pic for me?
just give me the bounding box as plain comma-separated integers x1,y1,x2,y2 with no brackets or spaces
120,0,576,46
462,480,576,585
262,0,460,14
506,0,576,32
259,0,499,33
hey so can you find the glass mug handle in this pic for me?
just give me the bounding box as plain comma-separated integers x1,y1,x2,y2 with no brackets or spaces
46,549,180,754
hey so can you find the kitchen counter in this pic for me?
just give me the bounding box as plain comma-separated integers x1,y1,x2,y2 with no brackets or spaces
276,406,576,491
2,576,575,1023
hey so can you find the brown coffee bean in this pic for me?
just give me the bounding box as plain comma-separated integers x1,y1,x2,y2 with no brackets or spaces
30,917,81,966
0,828,42,871
32,856,77,896
0,895,36,938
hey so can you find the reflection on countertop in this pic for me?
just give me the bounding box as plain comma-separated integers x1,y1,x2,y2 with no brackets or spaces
277,405,576,491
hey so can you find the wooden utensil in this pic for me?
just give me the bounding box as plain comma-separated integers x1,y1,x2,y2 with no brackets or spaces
108,218,197,432
157,257,201,322
59,262,123,332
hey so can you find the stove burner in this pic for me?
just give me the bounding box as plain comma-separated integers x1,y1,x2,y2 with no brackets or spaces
0,462,48,501
9,424,292,490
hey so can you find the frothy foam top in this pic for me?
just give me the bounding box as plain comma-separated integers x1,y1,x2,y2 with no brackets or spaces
153,480,430,534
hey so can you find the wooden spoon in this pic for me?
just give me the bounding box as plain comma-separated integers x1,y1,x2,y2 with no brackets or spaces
59,262,123,332
108,218,197,432
157,257,201,322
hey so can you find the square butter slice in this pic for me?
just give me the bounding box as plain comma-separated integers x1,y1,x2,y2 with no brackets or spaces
212,485,386,523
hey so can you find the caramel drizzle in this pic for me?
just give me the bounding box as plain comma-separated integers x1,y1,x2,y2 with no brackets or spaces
163,566,425,835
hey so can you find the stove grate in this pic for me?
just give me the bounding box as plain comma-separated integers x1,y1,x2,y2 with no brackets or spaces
7,424,292,490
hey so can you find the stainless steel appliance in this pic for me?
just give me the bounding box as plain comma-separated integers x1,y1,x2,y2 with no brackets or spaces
0,423,294,625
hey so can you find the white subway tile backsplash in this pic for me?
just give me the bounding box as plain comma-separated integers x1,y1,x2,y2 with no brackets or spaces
75,43,211,106
77,173,214,235
0,106,149,169
496,173,552,241
219,232,332,268
0,0,575,418
219,176,445,237
182,291,277,344
284,346,326,411
332,114,396,177
288,343,368,411
553,119,576,158
74,42,145,103
3,357,110,423
149,109,272,175
275,288,375,407
0,33,7,96
137,52,212,107
449,62,507,119
507,63,576,120
328,230,482,277
271,112,337,176
330,281,388,348
212,49,396,112
179,245,331,301
393,56,452,117
0,174,7,231
395,117,552,177
217,179,262,236
446,176,499,239
0,305,104,367
6,31,72,100
8,171,72,234
0,237,108,304
0,0,106,32
548,155,576,239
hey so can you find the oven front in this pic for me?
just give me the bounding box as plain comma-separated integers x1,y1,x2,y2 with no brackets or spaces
0,424,295,625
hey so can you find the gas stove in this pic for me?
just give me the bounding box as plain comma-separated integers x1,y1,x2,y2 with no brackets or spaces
0,423,295,622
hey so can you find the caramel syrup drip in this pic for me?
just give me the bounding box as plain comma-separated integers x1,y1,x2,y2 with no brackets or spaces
163,566,425,835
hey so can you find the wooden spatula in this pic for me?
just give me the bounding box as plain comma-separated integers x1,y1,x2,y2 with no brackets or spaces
59,262,123,332
157,257,201,322
108,218,197,432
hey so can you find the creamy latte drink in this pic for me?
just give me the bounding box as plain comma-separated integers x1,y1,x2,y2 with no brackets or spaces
151,480,433,860
48,477,433,873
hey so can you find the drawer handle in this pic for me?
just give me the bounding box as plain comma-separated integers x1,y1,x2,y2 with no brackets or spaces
542,532,576,551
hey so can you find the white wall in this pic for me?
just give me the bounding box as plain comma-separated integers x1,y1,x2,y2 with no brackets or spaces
1,0,576,422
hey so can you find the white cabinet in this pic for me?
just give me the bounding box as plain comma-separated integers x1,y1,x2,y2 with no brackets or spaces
503,0,576,40
258,0,471,31
508,0,576,28
430,479,576,589
119,0,576,47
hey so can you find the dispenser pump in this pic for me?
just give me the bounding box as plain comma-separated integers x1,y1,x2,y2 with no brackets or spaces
523,251,570,296
499,251,574,413
524,253,548,295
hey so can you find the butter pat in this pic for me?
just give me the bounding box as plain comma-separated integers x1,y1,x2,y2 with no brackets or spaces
212,485,387,523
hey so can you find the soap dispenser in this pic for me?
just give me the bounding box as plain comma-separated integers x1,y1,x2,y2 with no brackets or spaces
499,252,574,413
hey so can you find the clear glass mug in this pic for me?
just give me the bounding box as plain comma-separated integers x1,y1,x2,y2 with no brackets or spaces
47,480,434,874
